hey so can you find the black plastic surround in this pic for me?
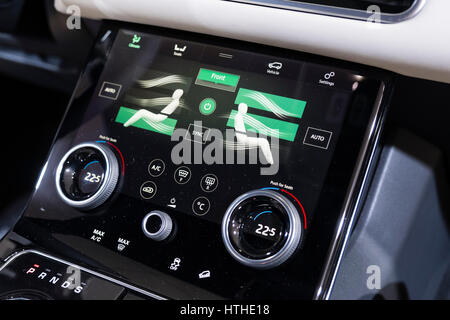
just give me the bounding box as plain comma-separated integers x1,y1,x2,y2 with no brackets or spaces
9,21,391,299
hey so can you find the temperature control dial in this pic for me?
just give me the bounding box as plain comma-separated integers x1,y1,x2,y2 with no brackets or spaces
55,142,120,210
221,190,302,269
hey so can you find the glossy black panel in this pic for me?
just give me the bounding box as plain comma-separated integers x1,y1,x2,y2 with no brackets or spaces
12,22,391,299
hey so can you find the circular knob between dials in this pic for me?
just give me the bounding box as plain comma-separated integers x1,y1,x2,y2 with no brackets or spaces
55,142,120,210
221,189,302,269
142,211,173,241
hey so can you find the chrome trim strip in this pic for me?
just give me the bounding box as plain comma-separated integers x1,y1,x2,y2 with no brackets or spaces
0,249,166,300
227,0,426,23
314,83,387,300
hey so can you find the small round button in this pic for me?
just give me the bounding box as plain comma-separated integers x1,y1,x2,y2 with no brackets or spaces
140,181,157,199
199,98,216,116
174,166,191,184
192,196,211,216
148,159,165,177
142,211,173,241
200,174,218,192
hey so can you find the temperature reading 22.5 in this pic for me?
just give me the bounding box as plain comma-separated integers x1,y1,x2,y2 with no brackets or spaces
255,224,277,237
84,172,102,183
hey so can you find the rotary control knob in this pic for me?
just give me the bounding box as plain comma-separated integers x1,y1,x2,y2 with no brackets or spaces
55,142,120,210
142,211,173,241
221,189,302,269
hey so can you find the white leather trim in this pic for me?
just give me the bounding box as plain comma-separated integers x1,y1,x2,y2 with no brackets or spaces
55,0,450,83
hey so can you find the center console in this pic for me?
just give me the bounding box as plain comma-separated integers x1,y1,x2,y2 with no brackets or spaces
2,22,391,299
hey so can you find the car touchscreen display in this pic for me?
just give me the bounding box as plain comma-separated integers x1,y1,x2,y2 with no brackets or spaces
78,29,378,225
17,25,386,299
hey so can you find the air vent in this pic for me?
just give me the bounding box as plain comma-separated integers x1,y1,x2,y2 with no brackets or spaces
227,0,425,23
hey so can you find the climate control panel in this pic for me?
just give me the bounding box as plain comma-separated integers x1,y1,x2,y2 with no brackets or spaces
55,142,303,269
14,24,387,299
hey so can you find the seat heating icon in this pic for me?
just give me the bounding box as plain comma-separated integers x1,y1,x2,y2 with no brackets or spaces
123,89,183,128
234,103,274,164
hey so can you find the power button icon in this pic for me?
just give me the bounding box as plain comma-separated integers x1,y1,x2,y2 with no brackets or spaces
199,98,216,116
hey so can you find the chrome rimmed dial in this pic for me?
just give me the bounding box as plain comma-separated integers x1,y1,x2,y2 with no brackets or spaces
142,211,173,241
55,142,120,210
221,190,302,269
